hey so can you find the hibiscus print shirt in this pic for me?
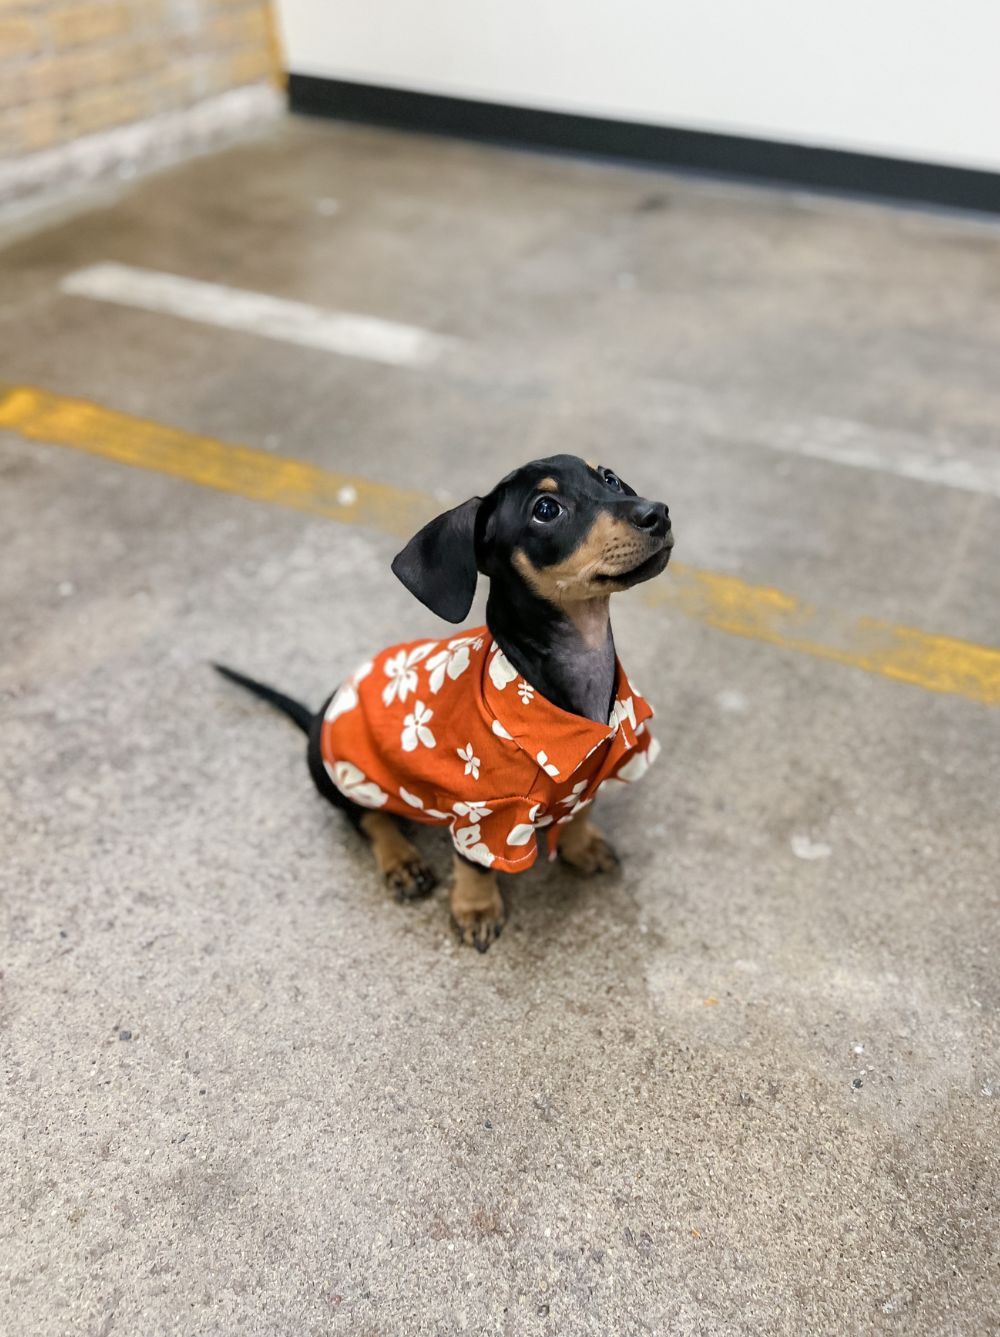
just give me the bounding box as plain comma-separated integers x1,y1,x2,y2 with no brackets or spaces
320,628,659,874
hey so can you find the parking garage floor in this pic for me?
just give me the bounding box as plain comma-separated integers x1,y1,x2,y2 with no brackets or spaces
2,115,999,1336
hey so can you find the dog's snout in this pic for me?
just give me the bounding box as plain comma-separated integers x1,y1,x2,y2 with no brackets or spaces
628,500,670,537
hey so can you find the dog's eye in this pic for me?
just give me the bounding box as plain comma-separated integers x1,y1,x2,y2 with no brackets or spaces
532,495,561,522
603,470,623,492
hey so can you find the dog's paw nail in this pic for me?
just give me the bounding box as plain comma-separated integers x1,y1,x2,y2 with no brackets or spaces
452,904,505,951
388,859,438,901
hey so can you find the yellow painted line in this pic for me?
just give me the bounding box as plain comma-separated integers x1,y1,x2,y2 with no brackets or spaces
646,567,1000,706
3,382,1000,708
0,383,429,539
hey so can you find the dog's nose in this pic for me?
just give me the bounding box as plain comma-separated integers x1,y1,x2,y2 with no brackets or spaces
627,500,670,537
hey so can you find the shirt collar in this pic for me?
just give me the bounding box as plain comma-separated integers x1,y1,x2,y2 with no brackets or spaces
479,632,653,783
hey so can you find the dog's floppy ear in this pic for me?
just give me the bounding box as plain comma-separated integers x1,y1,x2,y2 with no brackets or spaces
391,497,482,623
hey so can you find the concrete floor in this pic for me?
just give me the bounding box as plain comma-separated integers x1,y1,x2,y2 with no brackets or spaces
2,117,999,1336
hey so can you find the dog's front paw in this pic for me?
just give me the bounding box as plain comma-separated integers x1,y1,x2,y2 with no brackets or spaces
558,820,620,876
452,902,505,952
450,859,505,951
385,857,438,902
360,812,438,901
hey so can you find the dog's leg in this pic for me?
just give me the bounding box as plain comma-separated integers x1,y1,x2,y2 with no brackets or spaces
557,807,619,875
307,712,435,900
450,854,505,952
358,812,437,901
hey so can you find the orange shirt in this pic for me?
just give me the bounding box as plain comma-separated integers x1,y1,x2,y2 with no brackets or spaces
320,627,659,874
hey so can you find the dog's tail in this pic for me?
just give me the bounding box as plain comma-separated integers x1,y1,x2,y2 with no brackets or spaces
212,663,313,734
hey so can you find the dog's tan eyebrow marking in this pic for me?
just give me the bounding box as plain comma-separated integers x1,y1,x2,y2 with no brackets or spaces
537,477,559,492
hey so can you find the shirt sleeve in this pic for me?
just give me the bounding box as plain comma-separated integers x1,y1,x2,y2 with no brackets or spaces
449,796,550,874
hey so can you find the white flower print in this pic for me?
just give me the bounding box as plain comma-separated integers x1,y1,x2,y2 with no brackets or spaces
509,799,558,846
614,736,661,782
457,741,480,779
327,761,388,809
488,648,519,690
532,803,554,828
506,823,535,846
452,823,495,868
453,799,492,822
399,786,449,818
324,682,358,724
425,640,471,694
517,680,535,705
536,750,560,778
382,642,437,707
559,781,588,807
609,695,637,732
557,780,593,818
324,658,375,724
491,719,513,740
401,700,436,752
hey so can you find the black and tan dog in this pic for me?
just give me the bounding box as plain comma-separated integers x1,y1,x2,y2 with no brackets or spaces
216,454,672,950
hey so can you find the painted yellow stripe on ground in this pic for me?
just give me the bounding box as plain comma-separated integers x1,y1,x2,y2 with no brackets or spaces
0,383,429,539
3,382,1000,708
646,568,1000,706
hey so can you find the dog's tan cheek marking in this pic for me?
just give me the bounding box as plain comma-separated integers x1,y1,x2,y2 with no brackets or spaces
513,547,549,595
514,513,638,601
514,544,611,647
574,511,636,570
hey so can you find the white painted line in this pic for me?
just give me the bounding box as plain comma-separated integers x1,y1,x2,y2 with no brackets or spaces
771,416,1000,499
645,380,1000,501
56,264,1000,499
60,262,454,368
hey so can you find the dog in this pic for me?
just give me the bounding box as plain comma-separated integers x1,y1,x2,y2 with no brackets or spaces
215,454,673,950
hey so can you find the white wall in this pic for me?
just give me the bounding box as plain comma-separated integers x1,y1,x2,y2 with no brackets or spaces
276,0,1000,173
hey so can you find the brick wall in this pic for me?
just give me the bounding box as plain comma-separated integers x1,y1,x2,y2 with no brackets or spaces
0,0,281,160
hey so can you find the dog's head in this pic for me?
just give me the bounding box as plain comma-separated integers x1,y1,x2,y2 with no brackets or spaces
392,454,673,622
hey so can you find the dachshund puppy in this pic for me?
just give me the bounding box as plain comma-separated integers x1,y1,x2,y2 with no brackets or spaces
216,454,673,950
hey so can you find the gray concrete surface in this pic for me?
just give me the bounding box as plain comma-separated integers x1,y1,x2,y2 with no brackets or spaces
2,117,999,1336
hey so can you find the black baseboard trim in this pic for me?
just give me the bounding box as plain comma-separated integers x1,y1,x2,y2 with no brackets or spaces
288,73,1000,217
